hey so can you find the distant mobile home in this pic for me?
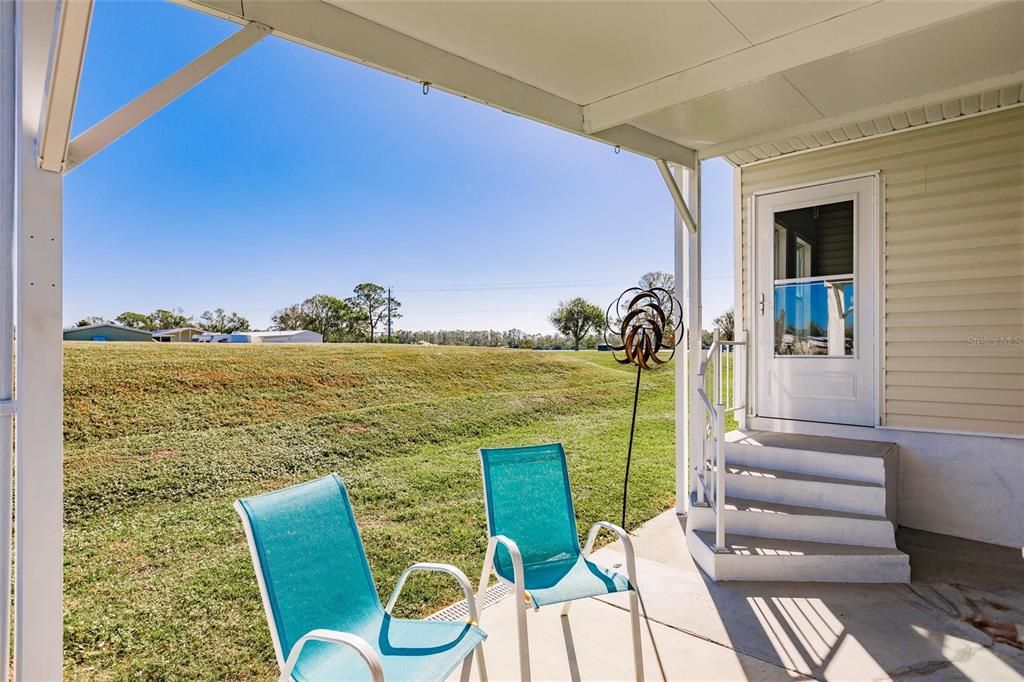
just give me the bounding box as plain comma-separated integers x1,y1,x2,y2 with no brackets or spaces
228,330,323,344
152,327,205,343
63,323,154,343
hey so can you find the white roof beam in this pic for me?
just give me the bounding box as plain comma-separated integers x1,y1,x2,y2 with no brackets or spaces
170,0,697,168
37,0,93,172
583,1,1002,134
64,21,269,172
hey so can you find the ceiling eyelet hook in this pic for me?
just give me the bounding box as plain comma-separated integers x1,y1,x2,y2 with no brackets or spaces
614,145,621,155
422,81,431,95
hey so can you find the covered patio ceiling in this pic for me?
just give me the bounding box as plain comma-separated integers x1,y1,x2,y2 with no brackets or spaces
173,0,1023,167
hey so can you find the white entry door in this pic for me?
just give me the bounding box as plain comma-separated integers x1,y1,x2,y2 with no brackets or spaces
754,175,877,426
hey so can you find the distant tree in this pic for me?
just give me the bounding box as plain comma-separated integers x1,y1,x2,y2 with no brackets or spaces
272,295,365,342
115,311,153,330
549,297,606,351
200,308,249,334
75,316,105,327
270,304,306,331
639,270,675,294
301,295,349,341
714,309,734,341
506,328,524,349
347,283,400,343
149,308,191,331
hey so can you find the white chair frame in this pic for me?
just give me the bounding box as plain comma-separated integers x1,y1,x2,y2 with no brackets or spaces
474,523,643,682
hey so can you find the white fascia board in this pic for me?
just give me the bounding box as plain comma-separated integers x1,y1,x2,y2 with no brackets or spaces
169,0,697,168
64,20,269,172
583,0,1002,134
697,70,1024,161
37,0,93,172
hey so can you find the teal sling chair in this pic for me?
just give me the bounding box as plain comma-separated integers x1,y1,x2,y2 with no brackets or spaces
476,443,643,682
236,474,488,682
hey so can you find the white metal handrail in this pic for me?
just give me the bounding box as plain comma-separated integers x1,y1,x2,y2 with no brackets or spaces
695,329,747,551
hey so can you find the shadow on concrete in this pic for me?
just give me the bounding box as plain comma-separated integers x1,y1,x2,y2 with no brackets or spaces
596,512,1024,680
698,517,1024,679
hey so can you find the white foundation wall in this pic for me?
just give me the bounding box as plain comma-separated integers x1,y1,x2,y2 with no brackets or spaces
894,429,1023,548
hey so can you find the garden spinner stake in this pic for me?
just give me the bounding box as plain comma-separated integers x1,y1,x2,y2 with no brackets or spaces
604,287,684,530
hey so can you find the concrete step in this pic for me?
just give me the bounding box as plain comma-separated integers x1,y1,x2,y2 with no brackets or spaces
725,430,898,487
724,463,886,517
686,528,911,582
688,494,897,548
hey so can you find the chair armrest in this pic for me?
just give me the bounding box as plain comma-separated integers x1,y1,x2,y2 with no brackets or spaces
478,534,527,612
489,534,525,584
584,521,638,589
386,562,479,622
279,628,383,682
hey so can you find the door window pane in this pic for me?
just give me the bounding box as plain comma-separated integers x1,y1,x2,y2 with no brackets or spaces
772,200,855,356
774,279,854,355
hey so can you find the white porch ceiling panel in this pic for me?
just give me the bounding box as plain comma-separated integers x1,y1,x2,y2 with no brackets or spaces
638,0,1024,160
334,1,751,105
174,0,1020,166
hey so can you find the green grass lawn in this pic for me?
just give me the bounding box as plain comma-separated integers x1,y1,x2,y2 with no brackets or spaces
63,342,731,679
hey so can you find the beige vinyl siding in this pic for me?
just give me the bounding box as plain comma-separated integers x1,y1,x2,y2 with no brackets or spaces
740,107,1024,436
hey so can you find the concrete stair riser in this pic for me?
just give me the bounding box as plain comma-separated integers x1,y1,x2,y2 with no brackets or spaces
688,502,897,548
725,468,887,517
686,529,911,582
725,443,886,485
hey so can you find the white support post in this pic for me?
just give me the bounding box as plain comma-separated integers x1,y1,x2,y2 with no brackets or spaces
15,0,64,679
670,162,701,514
0,1,16,678
685,165,702,512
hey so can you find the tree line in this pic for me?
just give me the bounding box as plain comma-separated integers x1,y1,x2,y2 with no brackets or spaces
75,307,250,334
72,282,401,341
270,283,400,342
73,271,735,348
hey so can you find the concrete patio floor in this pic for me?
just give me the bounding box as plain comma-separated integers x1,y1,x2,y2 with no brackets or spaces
455,511,1024,681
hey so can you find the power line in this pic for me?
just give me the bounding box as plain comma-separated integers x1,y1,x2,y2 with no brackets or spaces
393,273,732,293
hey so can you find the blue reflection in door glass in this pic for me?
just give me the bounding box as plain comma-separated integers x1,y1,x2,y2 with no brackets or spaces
774,279,854,356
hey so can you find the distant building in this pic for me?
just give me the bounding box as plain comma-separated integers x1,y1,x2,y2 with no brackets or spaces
228,330,323,344
152,327,206,343
63,323,154,342
194,332,231,343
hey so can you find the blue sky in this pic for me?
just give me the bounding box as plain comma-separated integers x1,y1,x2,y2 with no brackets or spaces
66,0,733,334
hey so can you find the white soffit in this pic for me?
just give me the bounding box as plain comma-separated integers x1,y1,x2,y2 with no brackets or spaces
710,0,873,45
631,75,821,149
171,0,1018,168
783,0,1024,119
334,1,750,105
720,82,1024,165
659,1,1024,161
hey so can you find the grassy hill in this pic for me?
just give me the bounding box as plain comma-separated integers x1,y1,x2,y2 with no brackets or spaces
63,342,678,679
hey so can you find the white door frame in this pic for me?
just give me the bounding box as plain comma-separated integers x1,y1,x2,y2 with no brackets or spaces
748,171,883,428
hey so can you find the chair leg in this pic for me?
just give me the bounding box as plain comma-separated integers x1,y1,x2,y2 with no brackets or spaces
459,653,473,682
560,600,573,616
474,642,489,682
515,599,531,682
628,591,644,682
